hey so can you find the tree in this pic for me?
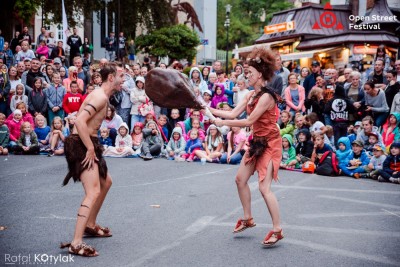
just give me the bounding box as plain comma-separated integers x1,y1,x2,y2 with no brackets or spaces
135,24,200,64
216,0,293,50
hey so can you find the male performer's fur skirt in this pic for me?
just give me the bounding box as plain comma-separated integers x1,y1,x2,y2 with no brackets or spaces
63,134,108,186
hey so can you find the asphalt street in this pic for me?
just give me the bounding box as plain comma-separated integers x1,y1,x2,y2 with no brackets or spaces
0,155,399,267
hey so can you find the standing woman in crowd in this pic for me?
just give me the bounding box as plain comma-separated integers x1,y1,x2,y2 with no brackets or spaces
304,87,324,122
202,66,210,83
363,80,389,127
45,64,55,85
208,47,283,247
7,66,21,114
344,71,364,122
298,67,310,87
285,73,306,117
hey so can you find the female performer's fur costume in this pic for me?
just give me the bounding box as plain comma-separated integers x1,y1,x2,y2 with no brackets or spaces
63,134,108,186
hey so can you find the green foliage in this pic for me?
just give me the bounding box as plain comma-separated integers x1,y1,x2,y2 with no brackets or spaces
14,0,41,26
217,0,294,50
136,24,200,63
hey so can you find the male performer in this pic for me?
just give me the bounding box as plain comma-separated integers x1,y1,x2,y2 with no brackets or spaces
60,62,124,256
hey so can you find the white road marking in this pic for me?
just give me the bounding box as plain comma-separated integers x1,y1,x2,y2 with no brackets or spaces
284,238,400,266
317,195,400,210
382,209,400,219
208,222,400,238
36,214,75,220
129,216,215,267
272,184,400,195
297,211,399,219
185,216,215,233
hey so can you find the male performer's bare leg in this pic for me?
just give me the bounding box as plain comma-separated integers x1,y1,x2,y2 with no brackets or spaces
71,165,100,251
86,173,113,232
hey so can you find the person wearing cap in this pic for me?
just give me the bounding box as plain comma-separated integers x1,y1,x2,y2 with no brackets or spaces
366,144,387,179
377,142,400,183
354,121,362,132
339,140,370,179
356,116,384,148
365,132,381,156
303,60,322,97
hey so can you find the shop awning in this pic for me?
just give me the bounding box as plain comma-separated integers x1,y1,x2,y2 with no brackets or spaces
280,47,336,61
237,39,296,54
296,33,399,50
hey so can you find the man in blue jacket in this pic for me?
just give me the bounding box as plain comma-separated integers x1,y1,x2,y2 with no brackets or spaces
303,60,322,97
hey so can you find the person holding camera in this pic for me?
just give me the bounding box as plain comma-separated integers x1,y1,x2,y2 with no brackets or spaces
363,80,389,127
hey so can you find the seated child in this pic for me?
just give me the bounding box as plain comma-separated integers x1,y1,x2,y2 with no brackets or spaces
211,84,228,109
166,127,186,160
367,144,387,180
0,113,10,155
338,140,370,179
34,114,51,151
182,128,203,162
279,110,294,137
220,126,246,165
293,115,309,144
311,133,333,164
186,118,205,141
176,121,188,141
157,114,169,142
131,122,144,154
280,134,297,169
365,132,380,156
141,120,163,160
377,142,400,184
336,137,352,163
10,84,28,112
5,109,23,148
99,128,113,148
287,129,313,168
194,124,224,163
104,123,134,157
13,122,40,155
64,112,77,137
46,116,67,156
382,113,400,147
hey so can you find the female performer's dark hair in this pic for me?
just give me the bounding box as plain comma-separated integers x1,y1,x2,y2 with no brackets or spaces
246,47,278,103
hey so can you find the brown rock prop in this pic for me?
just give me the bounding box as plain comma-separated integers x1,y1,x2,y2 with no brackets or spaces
145,68,203,110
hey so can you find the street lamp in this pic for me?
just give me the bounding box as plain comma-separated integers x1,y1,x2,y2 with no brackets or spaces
224,4,231,74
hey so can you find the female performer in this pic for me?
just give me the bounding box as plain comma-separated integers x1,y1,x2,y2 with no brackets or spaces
208,47,283,247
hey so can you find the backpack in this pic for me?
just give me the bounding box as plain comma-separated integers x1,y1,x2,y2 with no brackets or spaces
315,151,339,176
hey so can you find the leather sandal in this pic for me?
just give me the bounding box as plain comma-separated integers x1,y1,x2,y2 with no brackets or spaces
60,242,99,257
84,224,112,237
232,217,256,233
262,229,284,247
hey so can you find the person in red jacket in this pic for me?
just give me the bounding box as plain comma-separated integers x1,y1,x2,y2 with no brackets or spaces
62,81,83,115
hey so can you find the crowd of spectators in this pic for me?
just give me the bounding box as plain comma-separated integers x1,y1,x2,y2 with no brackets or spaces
0,31,399,184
